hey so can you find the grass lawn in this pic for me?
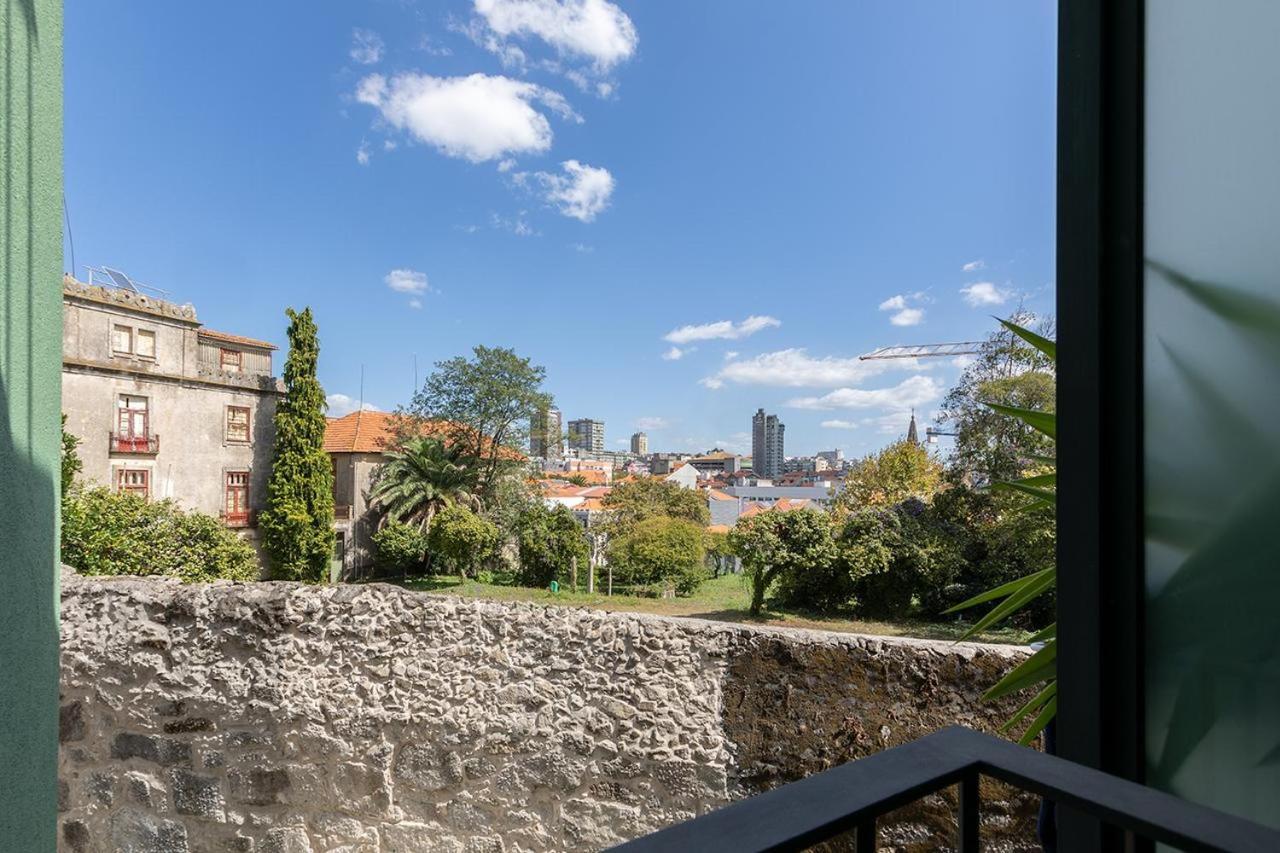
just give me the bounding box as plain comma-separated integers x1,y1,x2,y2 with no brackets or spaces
393,573,1031,645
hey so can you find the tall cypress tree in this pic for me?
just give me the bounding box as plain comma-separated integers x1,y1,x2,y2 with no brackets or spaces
260,307,335,582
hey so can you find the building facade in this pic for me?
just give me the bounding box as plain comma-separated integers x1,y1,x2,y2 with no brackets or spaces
530,406,562,459
630,431,648,455
61,276,280,539
751,408,785,479
568,418,605,453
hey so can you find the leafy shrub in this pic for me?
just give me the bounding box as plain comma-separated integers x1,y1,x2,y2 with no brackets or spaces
62,487,258,582
371,520,428,576
730,508,837,615
516,502,589,588
606,516,708,596
428,504,500,578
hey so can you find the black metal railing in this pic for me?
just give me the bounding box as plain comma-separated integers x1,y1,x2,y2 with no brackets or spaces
612,726,1280,853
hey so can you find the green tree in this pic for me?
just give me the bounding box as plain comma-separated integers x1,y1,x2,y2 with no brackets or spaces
371,520,429,576
938,310,1056,483
61,414,82,496
606,516,708,596
730,508,837,616
369,436,482,531
259,307,335,582
61,487,257,582
428,504,500,579
600,478,709,537
406,346,551,497
840,440,943,509
516,502,589,588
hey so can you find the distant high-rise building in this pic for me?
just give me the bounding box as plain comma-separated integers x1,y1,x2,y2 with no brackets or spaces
568,418,605,453
630,431,648,455
530,407,562,459
751,408,785,478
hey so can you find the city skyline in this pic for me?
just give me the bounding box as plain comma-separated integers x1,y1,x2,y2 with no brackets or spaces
63,1,1055,457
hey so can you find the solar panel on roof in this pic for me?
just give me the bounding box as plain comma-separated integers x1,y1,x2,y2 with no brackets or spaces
103,267,139,292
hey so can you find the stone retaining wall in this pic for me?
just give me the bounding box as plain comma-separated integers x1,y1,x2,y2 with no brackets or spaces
57,573,1036,852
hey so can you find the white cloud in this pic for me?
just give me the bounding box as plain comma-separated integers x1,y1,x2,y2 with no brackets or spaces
496,157,518,172
723,351,739,361
960,281,1012,307
327,394,381,417
356,142,371,166
890,307,925,326
635,416,668,431
570,242,594,253
788,375,943,410
356,72,579,163
350,28,385,65
820,419,859,429
952,353,978,369
408,298,424,310
661,346,685,361
962,259,986,272
385,268,430,296
699,377,724,390
702,348,928,390
528,160,614,221
664,315,781,346
490,210,536,236
473,0,638,70
880,293,925,326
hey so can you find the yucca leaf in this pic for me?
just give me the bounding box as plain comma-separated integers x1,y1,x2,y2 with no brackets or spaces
1018,696,1058,746
991,480,1057,504
1010,472,1057,488
1026,454,1057,466
961,568,1056,638
944,567,1053,614
998,318,1057,362
1001,681,1057,733
984,640,1056,702
1148,259,1280,336
1028,622,1057,643
986,403,1056,440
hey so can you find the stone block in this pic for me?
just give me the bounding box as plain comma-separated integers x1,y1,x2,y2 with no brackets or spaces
60,700,85,743
171,768,225,819
109,808,189,853
62,819,91,852
228,767,291,806
112,732,193,767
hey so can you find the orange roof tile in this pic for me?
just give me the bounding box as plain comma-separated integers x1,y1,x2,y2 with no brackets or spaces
324,411,522,459
706,489,735,501
198,328,277,350
576,498,608,511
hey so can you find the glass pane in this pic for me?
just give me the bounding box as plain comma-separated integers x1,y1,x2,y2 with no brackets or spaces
1144,0,1280,828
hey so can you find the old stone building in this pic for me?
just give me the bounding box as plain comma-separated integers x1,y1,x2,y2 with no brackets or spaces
60,275,281,541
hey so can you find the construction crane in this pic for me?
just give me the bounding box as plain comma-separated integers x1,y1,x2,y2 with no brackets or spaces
858,341,982,361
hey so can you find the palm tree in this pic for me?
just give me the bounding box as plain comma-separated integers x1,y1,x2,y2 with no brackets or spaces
369,436,482,531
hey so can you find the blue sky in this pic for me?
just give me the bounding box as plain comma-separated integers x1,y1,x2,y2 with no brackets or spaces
65,1,1056,457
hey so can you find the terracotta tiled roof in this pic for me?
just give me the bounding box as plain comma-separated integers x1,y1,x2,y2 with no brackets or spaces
706,489,735,501
576,498,608,511
324,410,402,454
325,411,525,461
198,328,277,350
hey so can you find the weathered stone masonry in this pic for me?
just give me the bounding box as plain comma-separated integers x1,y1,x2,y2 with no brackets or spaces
58,573,1036,852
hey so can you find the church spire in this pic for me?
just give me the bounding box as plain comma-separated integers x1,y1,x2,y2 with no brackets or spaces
907,408,919,444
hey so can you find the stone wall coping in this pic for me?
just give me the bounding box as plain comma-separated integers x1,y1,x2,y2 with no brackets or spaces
61,570,1028,659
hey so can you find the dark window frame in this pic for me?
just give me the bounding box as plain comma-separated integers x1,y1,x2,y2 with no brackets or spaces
1056,1,1146,849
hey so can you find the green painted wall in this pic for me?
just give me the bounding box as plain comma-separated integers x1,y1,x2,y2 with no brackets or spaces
1,0,63,849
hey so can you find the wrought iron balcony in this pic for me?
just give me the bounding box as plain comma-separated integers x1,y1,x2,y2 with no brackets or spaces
613,726,1280,853
109,432,159,454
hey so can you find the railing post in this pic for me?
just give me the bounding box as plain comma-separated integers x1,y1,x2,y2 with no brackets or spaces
855,818,876,852
959,771,980,851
